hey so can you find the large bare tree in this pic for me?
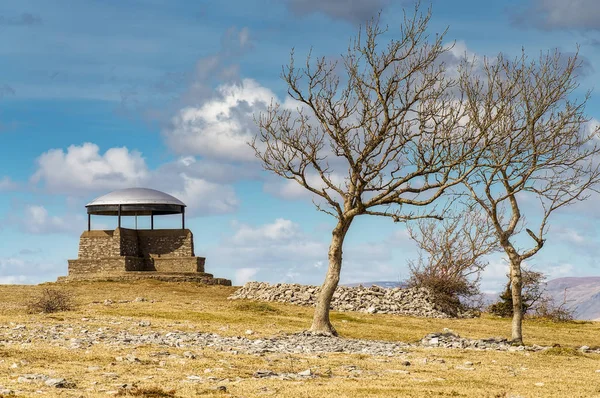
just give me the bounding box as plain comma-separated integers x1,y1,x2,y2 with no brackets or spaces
251,6,487,335
458,50,600,344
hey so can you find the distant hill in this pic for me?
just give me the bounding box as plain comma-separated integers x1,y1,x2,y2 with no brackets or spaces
344,277,600,321
545,277,600,321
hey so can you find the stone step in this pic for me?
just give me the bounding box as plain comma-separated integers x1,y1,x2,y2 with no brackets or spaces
57,272,231,286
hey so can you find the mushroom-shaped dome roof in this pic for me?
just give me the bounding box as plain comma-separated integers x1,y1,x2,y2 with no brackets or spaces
86,188,185,216
87,188,185,207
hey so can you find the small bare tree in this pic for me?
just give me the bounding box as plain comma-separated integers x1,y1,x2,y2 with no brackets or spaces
252,5,487,335
458,50,600,344
406,204,499,315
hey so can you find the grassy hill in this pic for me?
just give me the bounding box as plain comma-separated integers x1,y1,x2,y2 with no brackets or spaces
0,280,599,397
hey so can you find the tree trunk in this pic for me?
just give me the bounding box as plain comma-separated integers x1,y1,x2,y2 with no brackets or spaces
310,218,353,335
509,258,524,345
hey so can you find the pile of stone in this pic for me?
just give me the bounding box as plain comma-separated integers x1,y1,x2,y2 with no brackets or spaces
228,282,475,318
420,330,546,352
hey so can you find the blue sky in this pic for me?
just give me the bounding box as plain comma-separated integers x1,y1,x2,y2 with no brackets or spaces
1,0,600,291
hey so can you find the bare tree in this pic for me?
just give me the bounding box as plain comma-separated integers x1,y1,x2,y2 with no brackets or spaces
406,204,499,315
251,5,487,335
458,49,600,344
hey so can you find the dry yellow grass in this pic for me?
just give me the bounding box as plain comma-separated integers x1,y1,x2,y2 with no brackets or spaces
0,280,599,397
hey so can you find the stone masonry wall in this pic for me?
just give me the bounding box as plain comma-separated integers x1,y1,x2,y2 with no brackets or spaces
77,228,193,260
229,282,478,319
68,257,145,275
119,228,139,257
77,230,121,259
70,228,202,275
137,229,194,258
152,257,205,273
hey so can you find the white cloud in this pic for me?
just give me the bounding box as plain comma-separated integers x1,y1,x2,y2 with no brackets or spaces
31,143,148,194
0,176,18,191
553,226,588,245
0,275,29,284
231,218,302,244
0,256,62,285
20,205,84,235
205,218,413,286
169,174,238,216
286,0,394,24
512,0,600,31
545,263,576,279
28,143,240,217
234,267,259,285
165,78,276,162
589,118,600,136
479,256,510,294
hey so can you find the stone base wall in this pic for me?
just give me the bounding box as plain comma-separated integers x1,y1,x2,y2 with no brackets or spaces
150,257,205,273
137,229,194,258
68,256,145,275
77,228,194,259
69,228,208,276
77,230,121,259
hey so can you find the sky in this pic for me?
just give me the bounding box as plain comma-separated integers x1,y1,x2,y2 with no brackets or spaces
1,0,600,292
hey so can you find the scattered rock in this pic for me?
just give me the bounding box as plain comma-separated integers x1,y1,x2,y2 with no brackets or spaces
215,385,227,392
138,320,151,327
125,354,140,363
401,360,411,366
245,329,254,335
534,382,545,387
103,299,114,305
298,369,312,377
2,323,593,358
18,374,47,383
45,378,75,388
134,297,147,302
254,370,277,378
183,351,196,359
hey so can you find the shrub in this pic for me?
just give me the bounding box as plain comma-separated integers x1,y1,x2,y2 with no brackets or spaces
26,288,75,314
407,271,481,317
405,206,498,317
529,290,576,323
488,270,546,317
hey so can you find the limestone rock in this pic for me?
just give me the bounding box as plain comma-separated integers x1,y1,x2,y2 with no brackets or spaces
228,282,474,319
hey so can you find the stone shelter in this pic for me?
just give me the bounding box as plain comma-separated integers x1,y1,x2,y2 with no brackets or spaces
59,188,231,285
